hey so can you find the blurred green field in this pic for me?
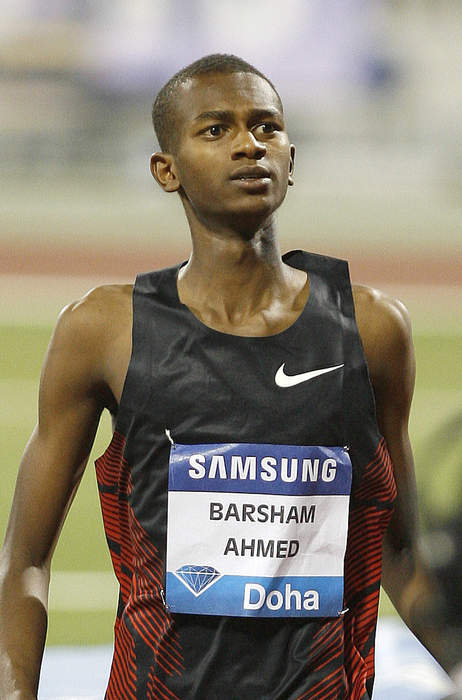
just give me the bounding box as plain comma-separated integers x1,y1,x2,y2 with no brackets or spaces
1,322,461,646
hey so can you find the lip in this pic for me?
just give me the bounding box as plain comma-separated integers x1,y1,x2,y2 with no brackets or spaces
231,178,271,193
230,165,271,181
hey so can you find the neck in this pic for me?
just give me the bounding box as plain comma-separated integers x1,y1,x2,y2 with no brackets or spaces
178,217,289,317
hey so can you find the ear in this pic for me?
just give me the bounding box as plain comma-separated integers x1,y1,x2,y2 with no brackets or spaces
150,152,181,193
288,144,295,186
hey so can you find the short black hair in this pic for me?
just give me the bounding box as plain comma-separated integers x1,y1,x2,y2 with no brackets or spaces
152,53,282,153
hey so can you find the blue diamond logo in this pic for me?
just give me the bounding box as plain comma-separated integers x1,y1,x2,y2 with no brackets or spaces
175,565,221,597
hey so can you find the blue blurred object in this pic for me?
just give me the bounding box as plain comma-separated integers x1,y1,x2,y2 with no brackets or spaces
38,617,454,699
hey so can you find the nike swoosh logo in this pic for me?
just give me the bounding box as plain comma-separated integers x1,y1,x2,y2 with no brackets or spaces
275,363,344,388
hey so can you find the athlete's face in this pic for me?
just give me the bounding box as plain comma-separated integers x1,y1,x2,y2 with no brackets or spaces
152,72,295,235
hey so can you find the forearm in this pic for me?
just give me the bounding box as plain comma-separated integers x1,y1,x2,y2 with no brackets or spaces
382,541,460,673
404,577,462,674
0,562,49,699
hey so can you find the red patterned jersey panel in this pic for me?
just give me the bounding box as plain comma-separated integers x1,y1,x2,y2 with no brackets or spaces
343,437,397,698
95,431,184,699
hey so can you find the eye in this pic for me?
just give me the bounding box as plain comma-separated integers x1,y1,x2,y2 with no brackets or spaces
254,122,280,137
202,124,225,138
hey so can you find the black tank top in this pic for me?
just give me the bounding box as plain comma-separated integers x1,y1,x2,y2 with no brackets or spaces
96,250,396,699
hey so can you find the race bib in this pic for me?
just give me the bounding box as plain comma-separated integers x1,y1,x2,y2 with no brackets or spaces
166,442,352,618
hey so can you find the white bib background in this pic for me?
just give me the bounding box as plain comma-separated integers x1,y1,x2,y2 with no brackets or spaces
166,442,352,617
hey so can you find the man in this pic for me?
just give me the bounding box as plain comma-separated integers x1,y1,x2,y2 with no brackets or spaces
0,54,449,699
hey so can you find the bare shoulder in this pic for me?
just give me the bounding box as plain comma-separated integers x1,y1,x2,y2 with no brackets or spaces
352,284,411,336
43,284,133,408
56,283,133,343
61,282,133,318
352,284,414,387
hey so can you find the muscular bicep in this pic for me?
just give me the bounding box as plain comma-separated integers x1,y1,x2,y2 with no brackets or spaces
3,300,108,570
369,296,415,441
354,287,418,557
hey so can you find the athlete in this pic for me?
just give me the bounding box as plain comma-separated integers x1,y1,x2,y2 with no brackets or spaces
0,54,452,698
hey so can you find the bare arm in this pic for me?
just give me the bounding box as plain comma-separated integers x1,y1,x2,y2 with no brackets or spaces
0,290,120,699
354,285,452,670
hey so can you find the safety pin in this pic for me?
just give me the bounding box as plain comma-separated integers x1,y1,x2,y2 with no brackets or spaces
165,428,175,448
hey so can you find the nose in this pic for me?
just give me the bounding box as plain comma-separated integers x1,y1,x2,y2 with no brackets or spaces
231,130,266,160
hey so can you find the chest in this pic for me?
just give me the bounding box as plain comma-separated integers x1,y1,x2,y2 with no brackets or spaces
125,307,347,448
